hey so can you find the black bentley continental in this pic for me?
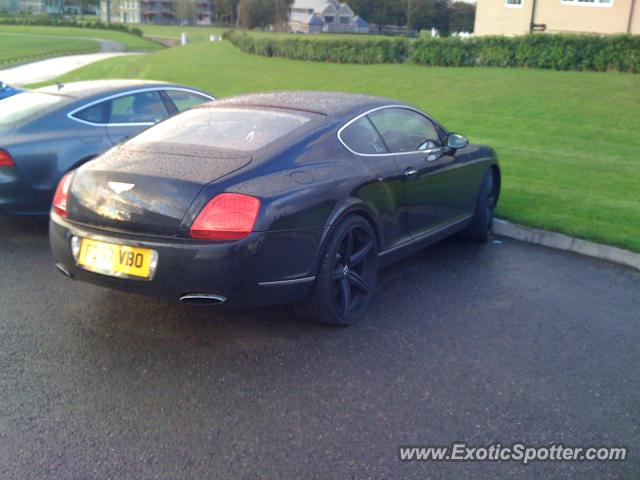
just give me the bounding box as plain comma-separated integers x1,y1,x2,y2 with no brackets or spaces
50,92,500,326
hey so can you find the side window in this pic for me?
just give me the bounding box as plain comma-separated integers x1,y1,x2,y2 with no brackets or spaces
340,116,388,155
73,101,109,124
165,90,211,112
108,91,169,124
368,108,441,153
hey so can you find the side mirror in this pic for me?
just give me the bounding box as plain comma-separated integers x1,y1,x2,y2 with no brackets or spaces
447,133,468,150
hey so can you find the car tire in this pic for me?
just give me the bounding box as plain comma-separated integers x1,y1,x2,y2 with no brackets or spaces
460,171,497,242
296,215,378,327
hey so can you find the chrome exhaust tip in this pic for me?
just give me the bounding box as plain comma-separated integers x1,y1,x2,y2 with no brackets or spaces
179,293,227,306
56,263,73,279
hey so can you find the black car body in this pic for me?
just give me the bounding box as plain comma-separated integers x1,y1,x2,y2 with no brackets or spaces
0,80,214,215
50,92,500,325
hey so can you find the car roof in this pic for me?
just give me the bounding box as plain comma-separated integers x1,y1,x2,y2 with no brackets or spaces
33,80,181,99
202,91,405,120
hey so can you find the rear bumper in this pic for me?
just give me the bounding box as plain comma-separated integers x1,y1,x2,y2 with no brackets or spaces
0,166,51,215
50,213,326,308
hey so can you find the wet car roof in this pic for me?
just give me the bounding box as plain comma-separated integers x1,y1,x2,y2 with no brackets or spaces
34,80,173,99
203,91,402,119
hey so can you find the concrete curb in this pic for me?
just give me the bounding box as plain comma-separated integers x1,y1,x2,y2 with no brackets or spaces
493,218,640,272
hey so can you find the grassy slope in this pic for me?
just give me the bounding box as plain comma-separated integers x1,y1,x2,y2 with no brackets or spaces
243,30,394,40
139,24,227,43
137,25,390,43
43,42,640,252
0,25,162,51
0,32,100,65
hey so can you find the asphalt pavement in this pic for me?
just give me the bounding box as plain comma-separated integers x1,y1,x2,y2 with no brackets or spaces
0,215,638,479
0,36,137,86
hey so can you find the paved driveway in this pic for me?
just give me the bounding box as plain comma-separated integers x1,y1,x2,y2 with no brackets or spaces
0,36,138,86
0,215,638,479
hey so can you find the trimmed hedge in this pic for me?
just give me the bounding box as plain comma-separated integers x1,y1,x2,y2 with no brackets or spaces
224,31,408,64
0,17,144,37
411,35,640,72
225,30,640,73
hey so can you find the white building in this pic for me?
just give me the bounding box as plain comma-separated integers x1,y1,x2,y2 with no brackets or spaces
289,0,369,34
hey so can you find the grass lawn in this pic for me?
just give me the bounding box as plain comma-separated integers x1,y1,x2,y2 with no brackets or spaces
0,32,100,66
0,25,162,51
243,30,397,41
138,24,227,43
39,41,640,252
137,25,392,43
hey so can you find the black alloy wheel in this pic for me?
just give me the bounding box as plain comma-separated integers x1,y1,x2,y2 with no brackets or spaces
297,215,378,326
331,223,376,318
461,171,497,242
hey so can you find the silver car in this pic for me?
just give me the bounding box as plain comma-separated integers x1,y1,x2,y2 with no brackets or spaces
0,80,214,215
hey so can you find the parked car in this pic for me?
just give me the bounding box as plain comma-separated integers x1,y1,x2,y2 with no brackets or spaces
50,92,500,326
0,81,23,100
0,80,214,215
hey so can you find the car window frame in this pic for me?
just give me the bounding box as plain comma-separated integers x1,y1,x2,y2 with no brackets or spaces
338,115,390,155
163,89,214,114
368,107,443,154
71,99,110,124
338,105,449,157
67,87,215,128
107,90,172,125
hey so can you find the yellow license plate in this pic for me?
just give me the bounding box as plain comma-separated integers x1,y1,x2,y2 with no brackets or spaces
77,238,157,280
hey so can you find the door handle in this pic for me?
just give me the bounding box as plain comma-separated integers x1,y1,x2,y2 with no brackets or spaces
403,167,418,178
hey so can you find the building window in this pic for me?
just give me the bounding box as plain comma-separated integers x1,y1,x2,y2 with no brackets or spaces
504,0,523,7
561,0,612,6
339,16,350,24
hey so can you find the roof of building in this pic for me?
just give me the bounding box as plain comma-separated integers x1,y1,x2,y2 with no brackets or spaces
291,0,336,12
291,0,366,28
290,11,324,25
308,15,324,26
337,3,353,15
353,15,368,27
292,0,357,16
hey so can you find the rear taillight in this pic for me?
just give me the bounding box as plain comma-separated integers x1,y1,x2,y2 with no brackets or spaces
52,171,75,218
0,149,14,167
190,193,261,241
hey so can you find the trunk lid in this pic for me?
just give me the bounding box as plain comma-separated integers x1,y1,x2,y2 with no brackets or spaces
68,142,252,236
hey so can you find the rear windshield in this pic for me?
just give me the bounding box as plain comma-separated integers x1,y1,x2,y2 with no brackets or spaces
0,92,65,127
127,107,311,152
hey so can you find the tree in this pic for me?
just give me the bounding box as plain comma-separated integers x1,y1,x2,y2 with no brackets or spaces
175,0,197,24
348,0,405,26
236,0,292,29
212,0,239,24
407,0,451,34
214,0,466,35
409,0,437,31
349,0,455,34
449,1,475,33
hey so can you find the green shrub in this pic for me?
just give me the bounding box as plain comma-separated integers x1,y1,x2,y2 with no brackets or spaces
410,37,478,67
0,16,145,37
226,30,639,73
410,34,640,73
225,31,409,64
